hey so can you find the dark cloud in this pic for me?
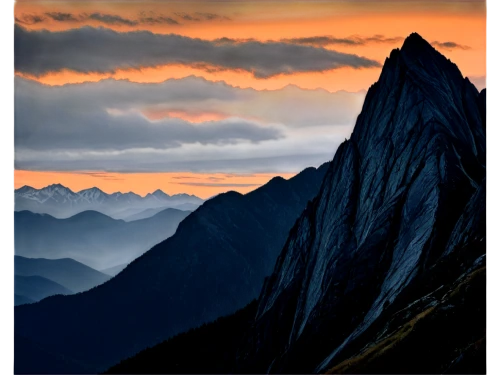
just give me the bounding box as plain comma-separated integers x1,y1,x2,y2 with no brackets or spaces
15,14,45,25
175,182,260,187
174,12,199,21
280,35,404,47
14,153,335,173
195,12,231,21
86,13,138,26
364,35,405,44
14,25,381,77
174,12,229,22
14,77,283,153
14,10,228,27
44,12,79,22
431,41,471,50
138,12,179,25
17,11,180,26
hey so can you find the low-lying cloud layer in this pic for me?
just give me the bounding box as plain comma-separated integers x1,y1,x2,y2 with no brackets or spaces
15,146,344,175
14,25,381,78
14,80,286,151
15,76,365,129
15,76,259,111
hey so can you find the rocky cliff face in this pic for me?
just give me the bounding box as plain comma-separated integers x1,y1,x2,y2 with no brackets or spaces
236,33,486,373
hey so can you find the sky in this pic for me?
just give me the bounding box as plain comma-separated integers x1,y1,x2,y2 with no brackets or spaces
14,0,486,199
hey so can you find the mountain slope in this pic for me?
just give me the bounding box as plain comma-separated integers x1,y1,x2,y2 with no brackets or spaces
14,164,329,373
100,263,128,277
234,33,486,373
106,301,258,374
15,256,111,293
15,208,191,269
123,203,199,221
105,33,486,375
15,275,72,303
15,294,34,307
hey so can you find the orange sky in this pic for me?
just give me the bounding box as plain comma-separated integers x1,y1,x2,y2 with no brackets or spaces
14,170,295,199
14,1,486,196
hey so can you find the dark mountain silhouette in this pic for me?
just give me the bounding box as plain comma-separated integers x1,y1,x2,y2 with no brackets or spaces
15,275,72,305
15,334,93,374
106,301,258,374
15,208,191,269
104,33,486,374
15,184,203,219
100,262,128,276
14,294,34,306
236,33,486,373
14,164,328,373
15,256,110,293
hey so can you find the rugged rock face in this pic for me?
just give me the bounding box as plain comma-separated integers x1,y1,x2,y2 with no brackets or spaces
236,33,486,373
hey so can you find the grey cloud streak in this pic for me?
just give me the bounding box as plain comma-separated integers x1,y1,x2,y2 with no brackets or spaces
14,129,346,174
15,77,283,153
14,25,381,78
280,35,404,47
15,150,340,175
16,10,224,27
175,182,260,187
14,76,259,111
222,35,469,52
431,41,471,50
15,74,364,127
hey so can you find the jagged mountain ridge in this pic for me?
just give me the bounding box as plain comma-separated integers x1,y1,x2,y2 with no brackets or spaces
14,163,329,373
15,184,204,219
233,33,486,373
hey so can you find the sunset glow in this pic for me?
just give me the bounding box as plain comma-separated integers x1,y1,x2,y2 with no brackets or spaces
14,0,486,196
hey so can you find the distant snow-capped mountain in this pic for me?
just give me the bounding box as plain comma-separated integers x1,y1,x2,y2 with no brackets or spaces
14,184,204,219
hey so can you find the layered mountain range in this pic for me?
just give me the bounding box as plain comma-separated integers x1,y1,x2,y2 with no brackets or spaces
15,184,203,219
15,256,111,295
15,208,191,269
14,163,328,373
107,33,486,374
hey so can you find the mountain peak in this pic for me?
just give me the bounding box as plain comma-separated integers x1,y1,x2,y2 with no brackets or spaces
78,187,106,195
15,185,36,193
401,32,428,49
152,189,170,198
47,183,64,188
